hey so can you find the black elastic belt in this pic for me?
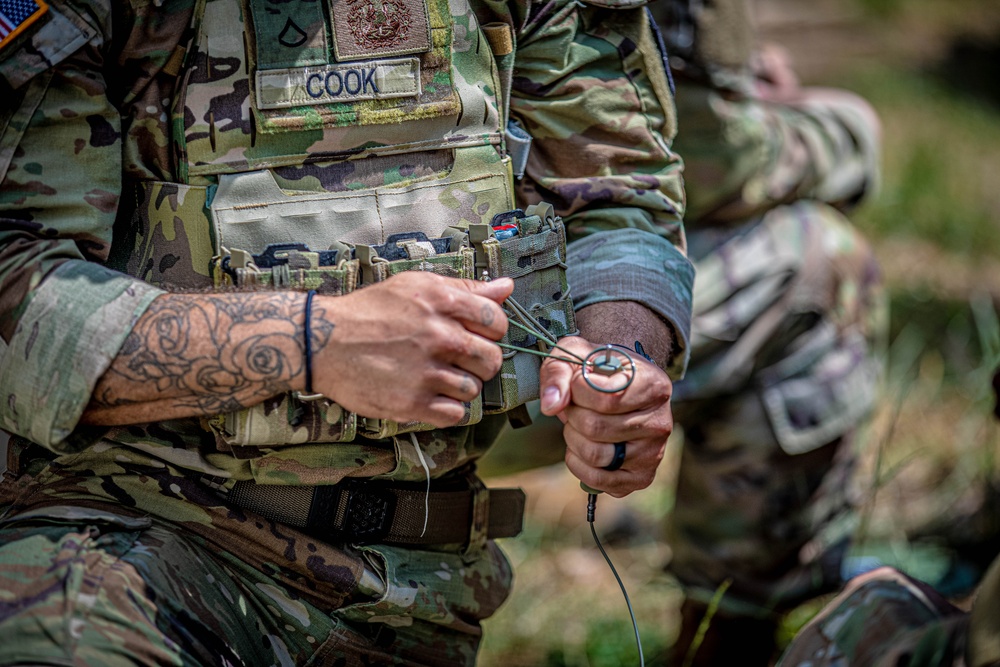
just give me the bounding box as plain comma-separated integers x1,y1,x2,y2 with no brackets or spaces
226,477,525,547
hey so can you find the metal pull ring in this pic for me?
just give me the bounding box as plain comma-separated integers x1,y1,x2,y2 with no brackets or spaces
582,345,636,394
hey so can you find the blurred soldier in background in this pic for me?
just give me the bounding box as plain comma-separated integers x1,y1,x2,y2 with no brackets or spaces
647,0,886,664
775,370,1000,667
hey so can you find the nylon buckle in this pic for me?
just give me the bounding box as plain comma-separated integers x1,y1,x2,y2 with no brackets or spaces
340,483,396,545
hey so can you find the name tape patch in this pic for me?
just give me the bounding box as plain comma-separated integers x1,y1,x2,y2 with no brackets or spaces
0,0,47,52
256,57,421,110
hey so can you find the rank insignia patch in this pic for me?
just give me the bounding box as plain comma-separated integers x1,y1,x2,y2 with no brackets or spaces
0,0,47,52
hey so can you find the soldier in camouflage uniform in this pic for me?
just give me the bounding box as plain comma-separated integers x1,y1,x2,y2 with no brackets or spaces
647,0,885,664
0,0,695,662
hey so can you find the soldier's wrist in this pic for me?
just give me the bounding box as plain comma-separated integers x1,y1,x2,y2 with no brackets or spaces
608,341,654,364
303,290,317,394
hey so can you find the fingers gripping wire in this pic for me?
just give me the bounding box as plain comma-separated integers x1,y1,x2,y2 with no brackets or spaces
496,296,637,393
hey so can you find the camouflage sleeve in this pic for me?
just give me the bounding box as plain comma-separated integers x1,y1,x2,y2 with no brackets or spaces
673,72,881,225
510,0,694,378
0,0,164,452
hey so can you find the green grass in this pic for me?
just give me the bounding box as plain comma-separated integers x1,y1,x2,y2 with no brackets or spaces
478,460,683,667
842,66,1000,259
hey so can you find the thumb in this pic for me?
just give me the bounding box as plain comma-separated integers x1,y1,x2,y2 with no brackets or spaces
539,355,573,416
467,277,514,304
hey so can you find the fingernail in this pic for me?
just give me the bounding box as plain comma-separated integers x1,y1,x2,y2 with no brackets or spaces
541,385,561,411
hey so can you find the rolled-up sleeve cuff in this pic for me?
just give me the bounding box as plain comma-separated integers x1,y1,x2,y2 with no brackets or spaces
567,229,695,379
0,261,163,452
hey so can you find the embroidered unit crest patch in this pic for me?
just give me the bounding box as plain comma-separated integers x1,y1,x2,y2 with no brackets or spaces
0,0,47,51
330,0,430,62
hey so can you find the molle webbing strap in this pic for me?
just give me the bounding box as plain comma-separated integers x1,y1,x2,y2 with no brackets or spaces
226,478,526,546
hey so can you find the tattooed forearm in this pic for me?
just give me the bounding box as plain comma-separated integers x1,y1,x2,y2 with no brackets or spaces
82,291,332,425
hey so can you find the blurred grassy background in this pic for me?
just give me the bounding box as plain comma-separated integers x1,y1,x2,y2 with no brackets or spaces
477,0,1000,664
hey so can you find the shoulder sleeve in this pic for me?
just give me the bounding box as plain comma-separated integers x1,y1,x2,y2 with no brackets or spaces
510,0,694,377
0,0,98,91
0,0,163,453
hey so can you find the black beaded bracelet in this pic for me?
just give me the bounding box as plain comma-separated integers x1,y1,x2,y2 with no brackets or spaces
303,289,316,394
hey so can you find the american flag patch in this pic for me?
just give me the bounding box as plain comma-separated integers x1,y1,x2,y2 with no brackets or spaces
0,0,48,52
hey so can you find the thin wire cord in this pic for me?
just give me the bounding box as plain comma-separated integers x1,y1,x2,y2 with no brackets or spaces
409,433,431,538
500,310,637,393
504,296,560,347
588,494,644,666
503,318,587,365
505,290,642,662
496,341,583,364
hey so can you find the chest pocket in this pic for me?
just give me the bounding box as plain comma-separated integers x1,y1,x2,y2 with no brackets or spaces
179,0,502,176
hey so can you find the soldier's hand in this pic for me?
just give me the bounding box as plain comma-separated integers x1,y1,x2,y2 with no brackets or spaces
310,273,512,427
752,42,799,99
538,336,673,497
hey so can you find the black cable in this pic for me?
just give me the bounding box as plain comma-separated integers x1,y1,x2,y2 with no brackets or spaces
587,493,645,667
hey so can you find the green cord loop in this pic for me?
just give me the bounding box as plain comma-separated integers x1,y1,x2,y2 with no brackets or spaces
499,297,636,394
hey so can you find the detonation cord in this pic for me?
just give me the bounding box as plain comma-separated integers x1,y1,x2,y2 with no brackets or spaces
588,493,645,667
497,295,645,664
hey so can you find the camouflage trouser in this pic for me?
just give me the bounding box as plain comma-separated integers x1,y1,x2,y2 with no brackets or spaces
778,552,1000,667
0,450,513,666
776,566,970,666
665,200,885,616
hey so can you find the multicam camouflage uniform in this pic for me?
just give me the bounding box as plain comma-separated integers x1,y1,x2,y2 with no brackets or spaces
648,0,885,659
777,540,1000,667
0,0,694,663
775,565,971,667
